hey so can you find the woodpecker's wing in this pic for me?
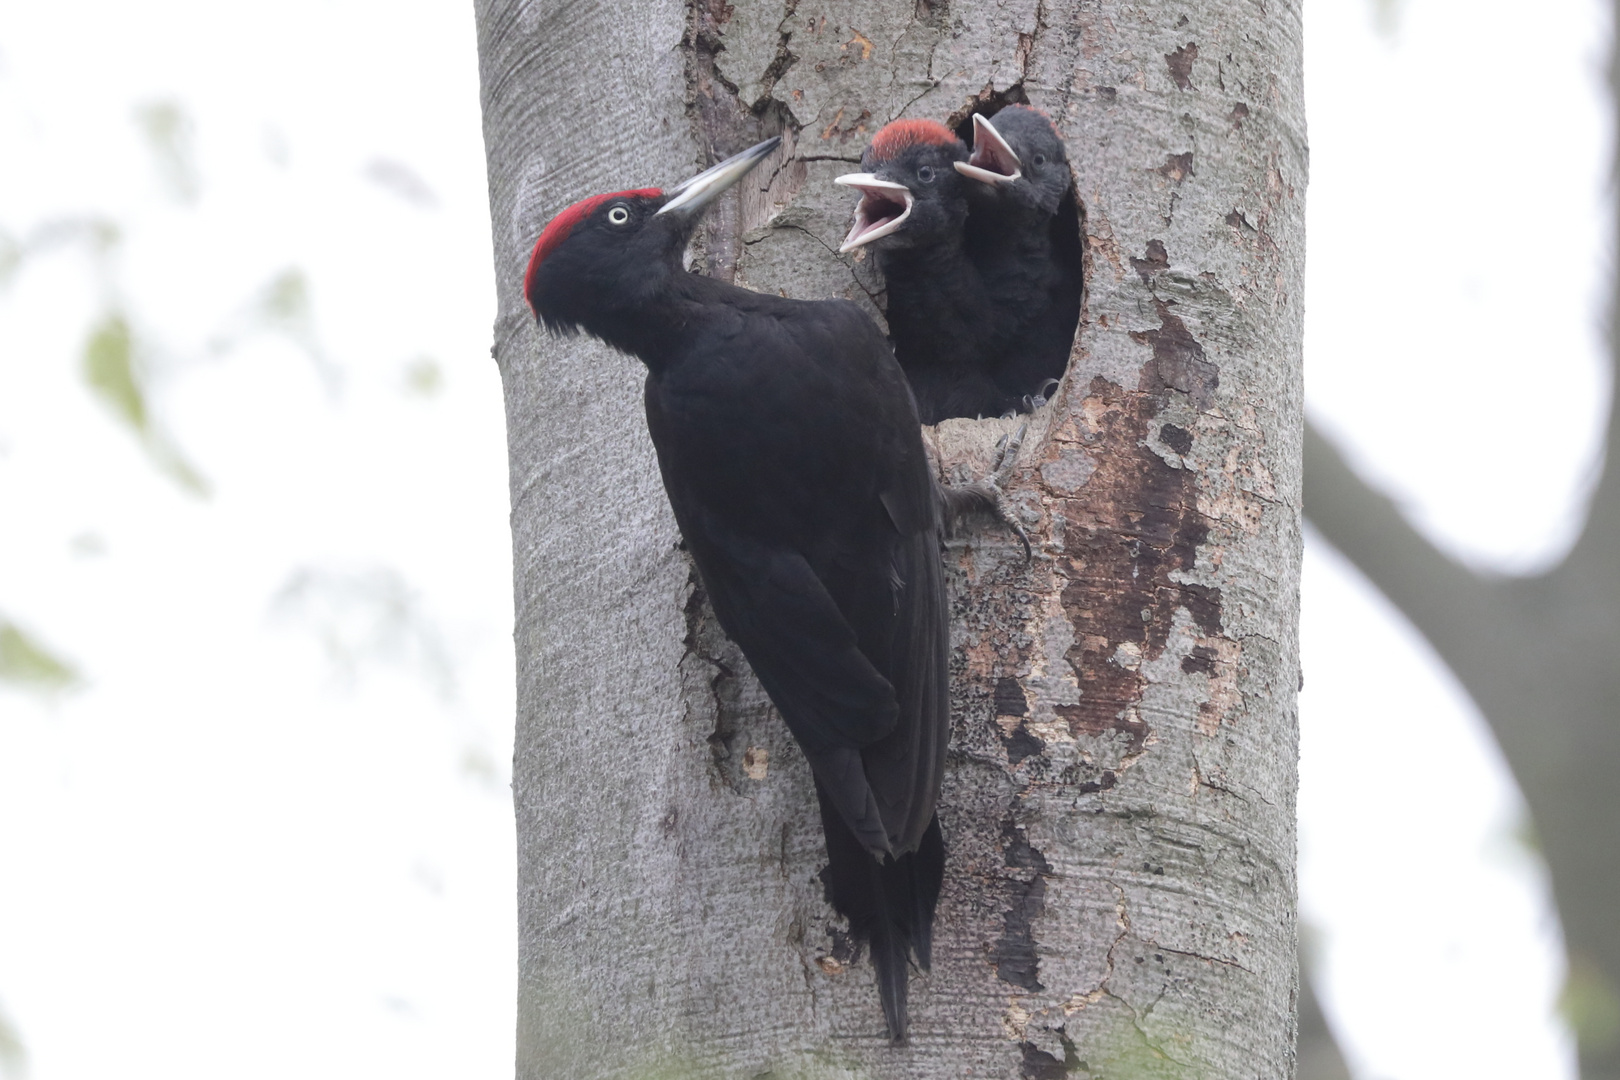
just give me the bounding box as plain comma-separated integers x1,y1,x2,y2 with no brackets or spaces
669,504,902,853
860,506,948,854
645,351,900,853
862,337,950,856
643,293,948,857
798,298,949,857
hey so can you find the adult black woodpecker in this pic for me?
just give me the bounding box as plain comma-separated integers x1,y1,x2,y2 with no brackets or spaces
954,106,1084,408
835,119,1022,424
524,138,948,1042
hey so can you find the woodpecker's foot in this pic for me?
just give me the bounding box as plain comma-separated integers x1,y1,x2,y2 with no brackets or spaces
940,424,1032,561
993,423,1027,482
1022,378,1063,413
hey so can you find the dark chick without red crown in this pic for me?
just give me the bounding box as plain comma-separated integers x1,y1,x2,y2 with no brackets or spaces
524,138,948,1042
956,106,1084,408
836,119,1023,424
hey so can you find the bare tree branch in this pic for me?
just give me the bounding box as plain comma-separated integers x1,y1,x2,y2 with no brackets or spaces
1306,422,1620,1077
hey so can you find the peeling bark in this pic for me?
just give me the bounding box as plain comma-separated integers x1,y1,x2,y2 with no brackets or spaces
477,0,1303,1075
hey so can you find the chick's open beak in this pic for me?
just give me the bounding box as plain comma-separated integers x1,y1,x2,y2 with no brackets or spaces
834,174,915,252
953,113,1022,186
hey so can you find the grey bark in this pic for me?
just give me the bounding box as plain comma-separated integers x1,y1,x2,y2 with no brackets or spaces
477,1,1305,1076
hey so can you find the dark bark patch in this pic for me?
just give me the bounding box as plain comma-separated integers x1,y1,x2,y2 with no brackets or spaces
1003,820,1053,872
995,676,1030,716
1158,151,1194,185
1160,422,1193,456
1132,301,1218,409
814,922,858,973
1020,1043,1068,1079
1095,85,1117,103
1165,42,1199,90
1230,102,1250,128
1130,238,1169,282
1077,769,1117,794
1180,582,1223,635
1003,724,1045,764
683,574,739,772
1169,516,1209,572
1181,644,1218,676
996,820,1051,990
1050,371,1222,742
996,678,1043,763
913,0,949,29
995,874,1047,990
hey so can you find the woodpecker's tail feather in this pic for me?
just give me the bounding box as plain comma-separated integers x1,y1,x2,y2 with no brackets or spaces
816,786,946,1042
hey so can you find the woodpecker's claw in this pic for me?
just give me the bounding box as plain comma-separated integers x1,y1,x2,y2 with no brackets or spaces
994,423,1027,479
941,423,1032,562
991,424,1033,561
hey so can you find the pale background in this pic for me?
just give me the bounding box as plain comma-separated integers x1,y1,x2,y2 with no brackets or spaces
0,1,1604,1077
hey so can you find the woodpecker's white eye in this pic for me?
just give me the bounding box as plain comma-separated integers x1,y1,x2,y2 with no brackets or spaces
607,205,631,225
1033,154,1047,167
917,165,935,183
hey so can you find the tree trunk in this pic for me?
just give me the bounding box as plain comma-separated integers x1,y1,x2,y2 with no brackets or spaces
476,1,1304,1075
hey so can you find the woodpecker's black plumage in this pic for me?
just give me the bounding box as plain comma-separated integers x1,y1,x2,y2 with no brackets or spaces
835,120,1022,423
956,106,1083,407
524,139,947,1041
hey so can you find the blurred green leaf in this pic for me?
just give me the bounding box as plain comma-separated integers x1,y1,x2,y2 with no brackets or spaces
0,617,80,692
80,312,210,496
260,267,311,328
1562,954,1620,1054
0,997,25,1080
133,100,199,203
404,356,443,396
255,268,340,393
83,312,147,433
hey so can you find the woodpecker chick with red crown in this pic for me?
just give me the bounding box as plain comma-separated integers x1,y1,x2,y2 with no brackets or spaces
835,119,1023,424
956,106,1084,409
525,137,948,1043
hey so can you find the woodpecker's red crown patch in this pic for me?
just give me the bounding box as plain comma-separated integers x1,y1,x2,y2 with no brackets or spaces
866,120,958,163
525,188,663,305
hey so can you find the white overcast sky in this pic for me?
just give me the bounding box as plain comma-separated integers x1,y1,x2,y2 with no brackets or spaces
0,1,1607,1078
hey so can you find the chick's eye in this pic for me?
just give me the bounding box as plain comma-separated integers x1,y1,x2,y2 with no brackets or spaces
607,206,631,225
917,165,935,183
1033,154,1047,166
